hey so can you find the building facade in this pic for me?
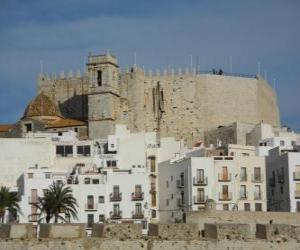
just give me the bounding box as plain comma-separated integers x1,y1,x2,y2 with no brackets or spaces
158,144,267,222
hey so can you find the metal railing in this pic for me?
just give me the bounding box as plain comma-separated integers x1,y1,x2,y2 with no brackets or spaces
193,176,208,186
110,211,122,219
132,210,144,219
131,192,144,201
110,192,122,202
219,192,232,201
218,173,232,182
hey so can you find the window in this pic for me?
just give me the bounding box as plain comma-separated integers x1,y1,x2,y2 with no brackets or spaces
77,145,91,156
56,145,73,157
149,157,156,172
151,210,156,218
24,123,32,132
113,204,120,215
92,179,99,184
87,195,94,209
58,132,62,136
280,140,285,146
74,128,78,132
196,188,205,202
97,70,102,86
180,173,184,186
196,169,204,182
107,160,117,168
223,204,229,211
280,185,284,194
166,181,169,188
87,214,94,228
171,194,174,200
113,185,120,197
65,213,70,223
98,196,105,203
240,167,247,181
171,176,173,181
28,173,34,179
240,185,247,199
181,191,185,204
244,203,250,211
135,203,142,215
45,173,51,179
84,178,91,184
135,185,142,195
255,203,262,211
255,185,261,199
254,167,261,181
99,214,105,222
221,166,229,180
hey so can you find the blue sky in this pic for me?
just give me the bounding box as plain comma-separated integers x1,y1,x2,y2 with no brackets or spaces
0,0,299,129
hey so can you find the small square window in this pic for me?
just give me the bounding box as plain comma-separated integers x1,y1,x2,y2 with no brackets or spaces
28,173,34,179
92,179,99,184
98,196,105,203
84,178,91,184
99,214,105,222
45,173,51,179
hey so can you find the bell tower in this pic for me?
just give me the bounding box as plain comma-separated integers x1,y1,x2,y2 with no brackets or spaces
87,53,120,139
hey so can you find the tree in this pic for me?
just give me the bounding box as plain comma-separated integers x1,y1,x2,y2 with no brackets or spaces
36,182,78,223
0,186,20,223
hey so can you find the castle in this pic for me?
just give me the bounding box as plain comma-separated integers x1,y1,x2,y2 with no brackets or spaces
1,52,280,145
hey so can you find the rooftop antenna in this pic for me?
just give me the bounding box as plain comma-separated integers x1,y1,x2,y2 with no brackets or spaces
257,62,261,75
134,52,137,67
40,60,44,74
190,55,193,71
229,56,233,73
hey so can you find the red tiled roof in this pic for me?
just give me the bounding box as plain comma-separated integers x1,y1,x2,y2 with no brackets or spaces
0,124,13,132
46,118,86,129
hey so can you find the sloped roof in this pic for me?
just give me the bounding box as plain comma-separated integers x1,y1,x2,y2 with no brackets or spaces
23,92,62,118
46,118,86,129
0,124,13,132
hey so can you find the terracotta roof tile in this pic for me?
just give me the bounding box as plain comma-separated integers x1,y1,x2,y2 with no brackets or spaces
46,118,86,129
0,124,13,132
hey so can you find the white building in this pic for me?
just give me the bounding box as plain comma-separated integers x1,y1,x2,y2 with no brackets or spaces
158,144,267,222
17,125,184,230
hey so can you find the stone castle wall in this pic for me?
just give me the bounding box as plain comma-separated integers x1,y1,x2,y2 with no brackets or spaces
38,63,280,144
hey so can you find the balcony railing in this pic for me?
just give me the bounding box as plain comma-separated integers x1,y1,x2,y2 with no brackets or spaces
293,172,300,181
85,203,98,211
252,174,264,183
193,176,208,186
131,192,144,201
28,196,39,204
177,198,185,207
239,191,248,200
132,211,144,219
218,173,232,182
193,195,208,204
240,175,247,182
177,180,184,188
219,192,232,201
254,192,262,200
110,192,122,202
28,214,39,222
110,211,122,219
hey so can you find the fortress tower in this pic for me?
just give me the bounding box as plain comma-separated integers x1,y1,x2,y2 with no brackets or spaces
87,53,121,139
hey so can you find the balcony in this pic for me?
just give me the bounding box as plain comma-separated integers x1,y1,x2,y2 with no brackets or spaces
131,192,144,201
150,185,156,194
177,198,185,207
240,175,247,182
28,214,39,222
218,173,232,182
254,192,262,200
110,192,122,202
252,174,264,183
28,196,39,204
85,203,98,211
193,176,208,186
239,191,248,200
193,195,207,204
219,192,232,201
110,211,122,220
293,172,300,181
132,211,144,219
177,180,184,188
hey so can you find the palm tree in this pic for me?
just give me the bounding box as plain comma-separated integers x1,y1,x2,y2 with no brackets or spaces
36,181,78,223
0,186,20,223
